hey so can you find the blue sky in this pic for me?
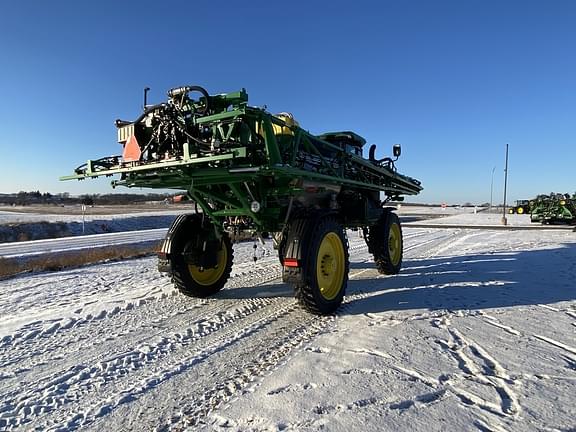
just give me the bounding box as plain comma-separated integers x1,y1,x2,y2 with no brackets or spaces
0,0,574,204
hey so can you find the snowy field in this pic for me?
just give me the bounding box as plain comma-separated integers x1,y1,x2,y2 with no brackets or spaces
407,212,535,227
0,207,184,243
0,207,186,225
0,213,575,431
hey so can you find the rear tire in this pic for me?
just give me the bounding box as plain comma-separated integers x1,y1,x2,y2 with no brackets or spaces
170,215,233,297
368,211,403,275
276,231,287,266
288,216,349,315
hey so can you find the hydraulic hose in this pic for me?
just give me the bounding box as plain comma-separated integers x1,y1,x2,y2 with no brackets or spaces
167,85,210,115
115,103,166,128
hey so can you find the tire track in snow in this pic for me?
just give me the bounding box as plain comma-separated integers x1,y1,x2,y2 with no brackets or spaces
0,277,288,430
479,313,522,336
473,309,576,386
0,301,266,429
532,334,576,356
347,333,519,420
40,302,304,431
173,313,333,430
0,254,285,368
478,308,576,361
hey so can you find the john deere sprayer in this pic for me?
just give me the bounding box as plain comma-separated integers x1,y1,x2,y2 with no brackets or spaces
62,85,422,314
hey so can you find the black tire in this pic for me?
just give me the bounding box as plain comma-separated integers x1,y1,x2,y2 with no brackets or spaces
277,231,287,266
367,211,403,275
170,216,233,297
293,217,349,315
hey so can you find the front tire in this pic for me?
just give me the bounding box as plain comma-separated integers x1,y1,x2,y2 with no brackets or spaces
368,210,403,275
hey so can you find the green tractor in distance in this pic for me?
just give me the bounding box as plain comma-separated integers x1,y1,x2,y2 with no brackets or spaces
62,85,422,314
508,199,531,215
530,193,576,224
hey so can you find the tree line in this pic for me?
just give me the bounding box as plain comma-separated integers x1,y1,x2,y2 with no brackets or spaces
0,191,173,206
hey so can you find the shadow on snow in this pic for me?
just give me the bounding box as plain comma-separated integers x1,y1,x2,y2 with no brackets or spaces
345,242,576,315
218,243,576,313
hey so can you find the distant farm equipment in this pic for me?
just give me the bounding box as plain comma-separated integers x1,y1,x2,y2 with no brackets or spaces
508,199,531,215
530,193,576,224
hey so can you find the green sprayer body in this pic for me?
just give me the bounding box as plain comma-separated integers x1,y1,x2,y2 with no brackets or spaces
62,86,422,235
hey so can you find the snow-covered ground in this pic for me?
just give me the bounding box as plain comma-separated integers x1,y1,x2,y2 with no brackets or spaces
0,207,185,224
0,228,167,258
0,214,575,431
0,208,181,243
408,211,533,227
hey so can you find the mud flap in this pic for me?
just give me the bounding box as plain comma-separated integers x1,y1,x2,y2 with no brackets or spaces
157,213,196,273
282,212,336,284
281,216,313,284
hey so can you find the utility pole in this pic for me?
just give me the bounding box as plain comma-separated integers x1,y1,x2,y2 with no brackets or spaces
490,166,495,214
502,143,509,225
81,203,86,234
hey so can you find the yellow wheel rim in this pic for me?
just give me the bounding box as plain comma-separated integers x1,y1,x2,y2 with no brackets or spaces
188,243,228,286
388,223,402,266
517,207,524,214
316,232,345,300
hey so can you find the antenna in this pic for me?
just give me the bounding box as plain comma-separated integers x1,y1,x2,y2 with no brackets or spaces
143,87,150,110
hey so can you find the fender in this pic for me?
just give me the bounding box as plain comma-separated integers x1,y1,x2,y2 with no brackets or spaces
157,213,198,273
281,211,338,283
